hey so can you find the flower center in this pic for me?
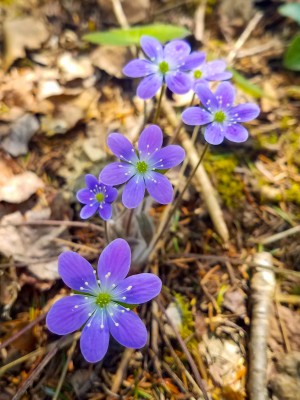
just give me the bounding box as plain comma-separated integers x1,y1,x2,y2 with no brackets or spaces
159,61,169,74
214,110,226,123
96,293,111,308
193,69,202,79
136,160,148,174
95,192,104,202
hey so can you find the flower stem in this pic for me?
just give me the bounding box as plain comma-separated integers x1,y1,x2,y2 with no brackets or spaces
125,208,134,237
139,141,209,264
153,84,166,124
104,221,109,244
170,92,196,144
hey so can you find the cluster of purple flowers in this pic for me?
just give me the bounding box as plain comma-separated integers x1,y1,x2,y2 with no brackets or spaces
123,36,232,99
48,34,260,364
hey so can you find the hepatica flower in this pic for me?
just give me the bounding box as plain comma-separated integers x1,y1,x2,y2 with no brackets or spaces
100,125,185,209
46,239,162,363
123,35,193,99
76,174,118,220
179,51,232,87
182,82,260,145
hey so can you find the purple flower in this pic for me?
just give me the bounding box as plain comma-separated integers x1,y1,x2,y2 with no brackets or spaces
182,82,260,145
76,174,118,220
123,35,193,99
99,125,185,209
46,239,162,363
179,51,232,87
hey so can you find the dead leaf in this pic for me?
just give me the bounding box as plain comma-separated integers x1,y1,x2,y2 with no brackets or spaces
0,170,44,203
3,17,49,70
91,46,131,78
0,208,67,280
58,52,94,81
1,114,40,156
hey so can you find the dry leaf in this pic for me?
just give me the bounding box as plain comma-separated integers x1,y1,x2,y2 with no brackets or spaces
58,52,94,81
1,114,40,156
91,46,131,78
0,170,44,203
3,17,49,69
0,209,66,280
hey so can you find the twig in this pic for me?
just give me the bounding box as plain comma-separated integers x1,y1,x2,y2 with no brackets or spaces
1,219,103,232
53,337,78,400
255,225,300,245
110,348,134,394
162,100,230,243
111,0,129,28
227,12,263,64
11,333,80,399
156,315,202,396
248,252,276,400
0,313,46,351
157,300,209,400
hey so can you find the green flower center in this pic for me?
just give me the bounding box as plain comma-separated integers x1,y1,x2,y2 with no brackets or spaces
194,69,202,79
214,110,226,123
136,161,148,174
95,192,104,202
96,293,111,308
159,61,169,74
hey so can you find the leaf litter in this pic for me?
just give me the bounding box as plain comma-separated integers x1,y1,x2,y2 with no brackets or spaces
0,0,300,399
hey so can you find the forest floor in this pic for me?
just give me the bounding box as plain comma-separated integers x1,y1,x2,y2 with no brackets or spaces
0,0,300,399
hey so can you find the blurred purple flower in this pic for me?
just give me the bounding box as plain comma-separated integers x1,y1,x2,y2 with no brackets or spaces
123,35,193,99
99,125,185,209
182,82,260,145
76,174,118,220
46,239,162,363
179,51,232,87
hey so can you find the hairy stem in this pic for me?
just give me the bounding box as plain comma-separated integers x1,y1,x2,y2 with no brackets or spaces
170,92,196,144
139,142,209,264
153,84,166,124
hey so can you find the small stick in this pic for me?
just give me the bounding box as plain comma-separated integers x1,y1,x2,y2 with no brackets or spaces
53,337,78,400
110,348,134,394
0,313,46,351
162,100,230,243
1,219,103,232
248,252,276,400
256,225,300,245
157,300,209,400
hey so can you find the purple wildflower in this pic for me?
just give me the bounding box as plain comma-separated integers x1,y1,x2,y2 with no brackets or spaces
46,239,162,363
99,125,185,209
179,51,232,87
76,174,118,220
123,35,193,99
182,82,260,145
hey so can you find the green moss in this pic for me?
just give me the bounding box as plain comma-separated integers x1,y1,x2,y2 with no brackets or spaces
204,153,245,208
174,293,194,339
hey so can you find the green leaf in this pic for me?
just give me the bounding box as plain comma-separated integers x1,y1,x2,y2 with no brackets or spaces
229,68,265,98
83,24,190,46
279,3,300,25
284,34,300,71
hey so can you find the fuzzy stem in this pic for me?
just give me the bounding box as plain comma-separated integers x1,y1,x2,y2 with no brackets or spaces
153,84,166,124
139,141,209,264
104,221,109,244
170,92,196,144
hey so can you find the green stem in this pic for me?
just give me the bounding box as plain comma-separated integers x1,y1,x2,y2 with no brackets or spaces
170,92,196,144
153,84,166,124
104,221,109,244
139,141,209,264
125,208,134,237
